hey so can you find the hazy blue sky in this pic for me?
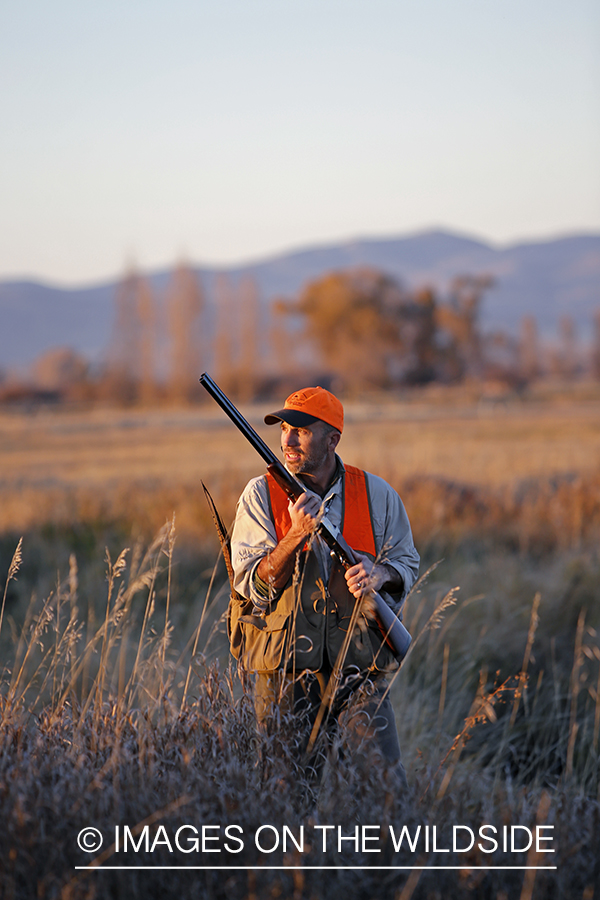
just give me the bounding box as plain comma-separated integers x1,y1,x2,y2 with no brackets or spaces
1,0,598,283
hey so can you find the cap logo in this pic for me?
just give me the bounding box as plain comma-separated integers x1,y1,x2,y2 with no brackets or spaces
286,389,318,408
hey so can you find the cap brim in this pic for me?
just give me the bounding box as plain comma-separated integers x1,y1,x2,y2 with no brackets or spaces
264,409,319,427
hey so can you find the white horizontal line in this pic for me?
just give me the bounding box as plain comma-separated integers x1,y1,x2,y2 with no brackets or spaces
76,865,558,871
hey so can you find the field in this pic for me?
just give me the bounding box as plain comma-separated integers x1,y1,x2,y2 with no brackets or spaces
1,390,599,899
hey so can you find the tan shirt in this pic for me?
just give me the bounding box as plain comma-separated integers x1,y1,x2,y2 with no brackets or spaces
231,457,420,614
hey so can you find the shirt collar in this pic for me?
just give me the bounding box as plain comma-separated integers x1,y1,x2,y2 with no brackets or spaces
321,455,345,505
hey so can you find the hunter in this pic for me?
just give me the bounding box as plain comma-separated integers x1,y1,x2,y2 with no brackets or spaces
229,386,419,784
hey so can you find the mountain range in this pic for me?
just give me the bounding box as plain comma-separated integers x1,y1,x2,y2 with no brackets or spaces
1,229,599,370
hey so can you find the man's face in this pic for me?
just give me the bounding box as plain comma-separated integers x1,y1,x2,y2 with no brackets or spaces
280,421,334,476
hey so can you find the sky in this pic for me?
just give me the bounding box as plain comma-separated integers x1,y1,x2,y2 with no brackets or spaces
1,0,599,285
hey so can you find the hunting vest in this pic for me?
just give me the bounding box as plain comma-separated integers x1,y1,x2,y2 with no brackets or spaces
231,465,397,674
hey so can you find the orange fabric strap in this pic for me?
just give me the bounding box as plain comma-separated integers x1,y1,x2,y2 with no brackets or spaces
265,464,376,557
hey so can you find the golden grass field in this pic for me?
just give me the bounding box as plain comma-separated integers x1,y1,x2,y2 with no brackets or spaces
1,392,599,536
1,391,600,899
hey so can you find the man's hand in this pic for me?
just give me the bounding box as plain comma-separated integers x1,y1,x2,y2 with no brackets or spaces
345,553,392,621
256,491,322,592
287,492,322,541
345,551,388,597
345,550,405,618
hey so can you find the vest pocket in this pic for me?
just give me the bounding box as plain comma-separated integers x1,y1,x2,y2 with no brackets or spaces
239,613,290,673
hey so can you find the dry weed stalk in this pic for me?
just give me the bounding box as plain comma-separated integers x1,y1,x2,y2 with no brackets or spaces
0,536,22,643
510,592,541,727
433,669,518,802
588,627,600,756
519,790,552,900
566,609,586,779
160,514,177,692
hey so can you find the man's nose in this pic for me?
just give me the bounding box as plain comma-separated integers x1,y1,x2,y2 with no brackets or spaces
282,429,299,448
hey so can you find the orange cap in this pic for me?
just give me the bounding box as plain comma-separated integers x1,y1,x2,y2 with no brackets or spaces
264,386,344,433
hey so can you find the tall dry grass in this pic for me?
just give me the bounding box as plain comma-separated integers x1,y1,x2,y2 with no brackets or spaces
0,524,599,900
1,397,599,897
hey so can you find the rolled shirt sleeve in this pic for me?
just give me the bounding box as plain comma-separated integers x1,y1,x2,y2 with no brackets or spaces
230,476,278,610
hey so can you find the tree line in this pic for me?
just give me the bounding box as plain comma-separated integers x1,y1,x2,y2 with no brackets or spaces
4,263,600,405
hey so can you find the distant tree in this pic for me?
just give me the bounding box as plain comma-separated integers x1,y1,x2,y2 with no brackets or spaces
32,347,88,393
436,275,492,380
214,274,236,395
401,287,438,384
276,267,492,391
210,274,264,401
137,277,158,404
236,275,261,402
269,298,299,379
166,262,204,404
288,269,410,392
558,315,579,380
481,331,520,384
518,315,540,382
103,265,157,404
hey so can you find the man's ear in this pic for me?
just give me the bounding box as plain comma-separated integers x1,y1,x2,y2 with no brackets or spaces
328,430,341,452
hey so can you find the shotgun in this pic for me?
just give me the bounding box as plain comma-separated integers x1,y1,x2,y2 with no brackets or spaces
199,373,412,660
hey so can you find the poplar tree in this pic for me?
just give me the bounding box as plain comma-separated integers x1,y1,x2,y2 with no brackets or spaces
166,262,204,404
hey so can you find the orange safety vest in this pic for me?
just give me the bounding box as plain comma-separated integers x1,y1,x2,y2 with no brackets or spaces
265,464,376,557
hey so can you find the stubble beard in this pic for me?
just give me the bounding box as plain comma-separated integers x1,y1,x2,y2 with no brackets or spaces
284,435,329,477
